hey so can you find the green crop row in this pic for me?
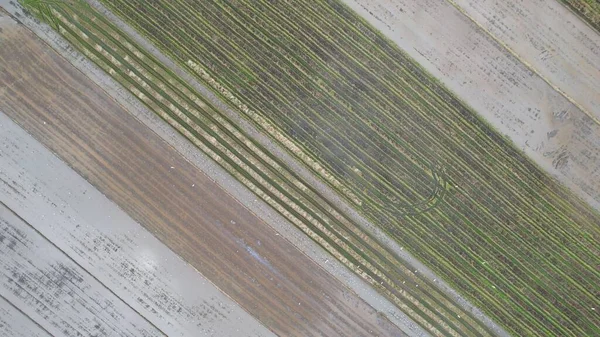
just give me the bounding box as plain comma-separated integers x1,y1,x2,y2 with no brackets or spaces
23,0,600,336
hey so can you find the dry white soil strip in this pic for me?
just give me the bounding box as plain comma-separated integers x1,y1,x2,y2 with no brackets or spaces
342,0,600,211
450,0,600,121
0,203,165,337
0,295,52,337
0,112,274,337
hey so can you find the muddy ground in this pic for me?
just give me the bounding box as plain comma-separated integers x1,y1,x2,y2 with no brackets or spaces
0,14,405,337
452,0,600,120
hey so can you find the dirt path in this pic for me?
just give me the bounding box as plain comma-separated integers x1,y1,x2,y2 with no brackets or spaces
0,14,405,337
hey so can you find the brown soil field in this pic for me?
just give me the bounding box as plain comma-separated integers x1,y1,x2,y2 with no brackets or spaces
0,15,405,337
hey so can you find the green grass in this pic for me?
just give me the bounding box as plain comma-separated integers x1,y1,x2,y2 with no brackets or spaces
22,0,600,336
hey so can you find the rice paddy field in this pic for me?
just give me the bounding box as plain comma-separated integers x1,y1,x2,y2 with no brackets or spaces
16,0,600,336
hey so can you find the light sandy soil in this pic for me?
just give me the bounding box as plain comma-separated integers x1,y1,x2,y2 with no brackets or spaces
0,16,405,336
0,114,273,337
0,295,52,337
0,204,166,337
342,0,600,212
451,0,600,120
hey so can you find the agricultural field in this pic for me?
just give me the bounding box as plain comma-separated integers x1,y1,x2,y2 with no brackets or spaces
15,0,600,336
19,0,512,335
0,13,402,336
0,114,274,337
2,0,599,336
14,2,495,337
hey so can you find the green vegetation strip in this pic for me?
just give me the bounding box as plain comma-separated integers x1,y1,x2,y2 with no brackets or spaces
23,0,600,336
558,0,600,33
